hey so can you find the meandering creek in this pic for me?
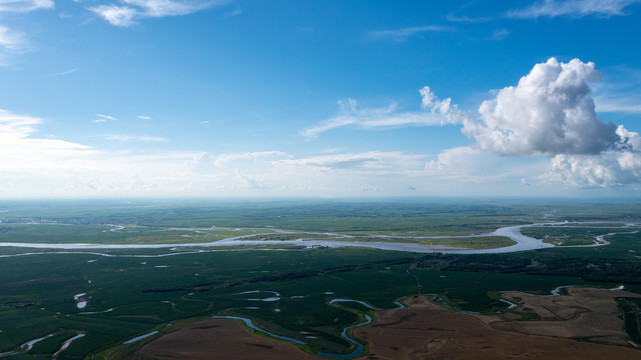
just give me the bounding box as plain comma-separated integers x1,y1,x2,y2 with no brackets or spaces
213,309,373,359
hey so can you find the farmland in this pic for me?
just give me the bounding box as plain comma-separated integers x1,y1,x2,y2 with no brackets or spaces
0,199,640,359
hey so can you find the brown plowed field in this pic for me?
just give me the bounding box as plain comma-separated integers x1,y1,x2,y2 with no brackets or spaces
355,294,641,360
138,318,324,360
137,288,641,360
493,287,641,345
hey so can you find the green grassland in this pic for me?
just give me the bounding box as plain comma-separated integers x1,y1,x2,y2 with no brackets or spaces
521,224,639,246
240,233,516,249
0,223,273,244
1,199,640,359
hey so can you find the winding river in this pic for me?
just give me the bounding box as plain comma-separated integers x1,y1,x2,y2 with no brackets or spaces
0,221,633,255
213,311,373,359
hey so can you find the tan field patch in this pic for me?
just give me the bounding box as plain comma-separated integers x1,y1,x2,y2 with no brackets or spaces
135,288,641,360
355,295,641,360
494,287,641,345
138,318,324,360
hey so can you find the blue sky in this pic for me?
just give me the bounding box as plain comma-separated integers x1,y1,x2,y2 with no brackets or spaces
1,0,641,198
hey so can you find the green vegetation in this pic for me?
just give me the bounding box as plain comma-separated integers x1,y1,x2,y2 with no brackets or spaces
617,298,641,344
0,199,640,359
0,223,273,244
521,226,627,246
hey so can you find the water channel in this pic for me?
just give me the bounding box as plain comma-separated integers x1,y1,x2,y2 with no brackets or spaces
0,221,601,254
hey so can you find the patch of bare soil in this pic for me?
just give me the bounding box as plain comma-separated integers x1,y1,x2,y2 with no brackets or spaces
137,288,641,360
493,287,641,345
354,294,641,360
138,318,323,360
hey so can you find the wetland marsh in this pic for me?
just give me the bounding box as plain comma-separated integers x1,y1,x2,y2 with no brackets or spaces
1,199,640,359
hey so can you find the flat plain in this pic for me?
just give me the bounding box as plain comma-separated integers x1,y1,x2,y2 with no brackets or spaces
1,199,640,359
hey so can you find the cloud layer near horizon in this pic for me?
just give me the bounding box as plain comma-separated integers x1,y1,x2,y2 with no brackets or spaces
2,58,640,196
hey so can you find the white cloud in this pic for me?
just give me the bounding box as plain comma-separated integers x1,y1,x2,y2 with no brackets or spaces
90,0,228,27
213,151,290,168
0,109,209,196
425,146,547,183
423,58,641,189
93,114,116,123
0,107,573,197
594,67,641,113
0,1,52,65
302,98,450,138
89,5,137,27
595,97,641,113
96,114,116,121
0,0,54,12
464,58,621,156
548,127,641,187
0,109,96,175
0,26,29,53
0,26,31,65
274,151,425,172
138,115,151,119
122,0,217,17
488,28,510,41
234,168,261,189
369,25,455,42
507,0,640,19
222,8,241,18
542,151,641,187
617,125,641,150
103,134,169,142
50,68,78,77
419,86,469,125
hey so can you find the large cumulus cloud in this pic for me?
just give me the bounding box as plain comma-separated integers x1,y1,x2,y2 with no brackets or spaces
464,58,621,155
429,57,641,187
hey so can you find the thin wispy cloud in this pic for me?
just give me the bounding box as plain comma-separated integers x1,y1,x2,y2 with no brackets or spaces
0,0,54,12
49,68,78,77
104,134,169,142
446,14,494,23
507,0,641,19
90,0,231,27
89,5,137,27
0,26,29,53
445,1,494,23
273,151,425,172
369,25,455,42
138,115,151,119
222,8,241,18
488,28,510,41
594,66,641,113
96,114,116,121
302,98,454,138
595,97,641,113
0,26,31,66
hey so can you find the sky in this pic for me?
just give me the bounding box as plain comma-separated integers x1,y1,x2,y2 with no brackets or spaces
1,0,641,198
